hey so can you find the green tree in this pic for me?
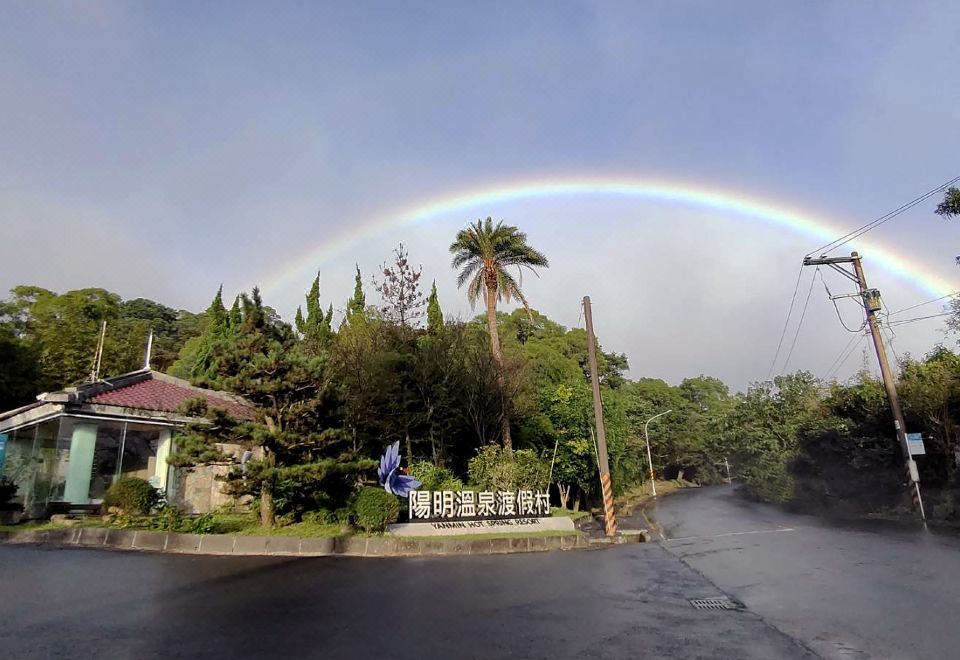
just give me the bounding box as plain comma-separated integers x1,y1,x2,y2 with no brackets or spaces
426,280,443,336
935,187,960,219
450,217,549,450
295,274,335,350
347,265,366,320
173,286,370,527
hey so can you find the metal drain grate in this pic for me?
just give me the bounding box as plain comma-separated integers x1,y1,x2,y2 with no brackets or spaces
689,597,740,611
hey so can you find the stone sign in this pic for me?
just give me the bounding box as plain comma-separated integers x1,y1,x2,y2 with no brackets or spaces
387,515,575,537
408,489,551,520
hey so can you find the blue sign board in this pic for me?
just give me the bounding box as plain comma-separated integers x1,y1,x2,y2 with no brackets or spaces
0,433,6,475
906,432,925,456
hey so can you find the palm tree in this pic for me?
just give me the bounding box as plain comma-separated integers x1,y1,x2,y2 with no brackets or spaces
450,217,549,449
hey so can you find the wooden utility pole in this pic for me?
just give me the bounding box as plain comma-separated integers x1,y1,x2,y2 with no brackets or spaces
803,252,926,521
582,296,617,537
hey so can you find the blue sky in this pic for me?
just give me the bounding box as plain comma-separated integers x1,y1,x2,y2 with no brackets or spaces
2,2,958,388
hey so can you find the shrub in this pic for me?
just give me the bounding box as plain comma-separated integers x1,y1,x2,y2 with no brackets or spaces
351,487,400,533
468,445,550,491
408,461,464,491
302,509,334,525
103,477,161,515
334,507,352,527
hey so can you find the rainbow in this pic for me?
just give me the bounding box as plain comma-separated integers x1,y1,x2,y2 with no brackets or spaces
261,176,956,300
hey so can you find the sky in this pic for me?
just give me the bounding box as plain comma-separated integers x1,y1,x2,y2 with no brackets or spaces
1,1,959,390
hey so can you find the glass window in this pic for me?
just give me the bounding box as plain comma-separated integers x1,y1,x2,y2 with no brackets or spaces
119,424,160,483
89,420,124,502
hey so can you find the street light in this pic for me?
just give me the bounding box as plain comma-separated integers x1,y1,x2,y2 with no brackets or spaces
644,409,672,497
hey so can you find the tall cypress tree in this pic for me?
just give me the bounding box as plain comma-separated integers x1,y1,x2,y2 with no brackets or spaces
228,296,242,330
296,274,334,349
347,265,366,320
192,286,230,380
427,280,443,336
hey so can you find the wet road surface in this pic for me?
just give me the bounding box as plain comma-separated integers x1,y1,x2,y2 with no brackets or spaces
0,536,809,659
648,485,960,660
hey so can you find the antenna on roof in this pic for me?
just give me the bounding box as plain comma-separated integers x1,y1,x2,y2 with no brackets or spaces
144,328,154,370
89,320,107,382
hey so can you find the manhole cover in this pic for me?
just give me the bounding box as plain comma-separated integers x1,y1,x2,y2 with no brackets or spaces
689,597,740,611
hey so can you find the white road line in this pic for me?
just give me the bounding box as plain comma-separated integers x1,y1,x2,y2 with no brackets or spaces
667,527,796,542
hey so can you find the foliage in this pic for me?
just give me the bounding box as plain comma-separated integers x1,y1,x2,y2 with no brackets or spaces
408,461,464,491
104,478,161,515
0,286,204,397
935,187,960,219
426,281,443,336
467,444,549,491
295,275,334,351
351,486,400,532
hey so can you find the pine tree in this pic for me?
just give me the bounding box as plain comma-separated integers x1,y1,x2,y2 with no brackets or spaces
172,287,372,527
427,280,443,336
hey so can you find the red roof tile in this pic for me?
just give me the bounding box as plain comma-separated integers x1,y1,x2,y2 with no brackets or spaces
89,375,254,419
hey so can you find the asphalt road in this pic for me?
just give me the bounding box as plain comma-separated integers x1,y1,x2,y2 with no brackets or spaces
0,536,809,659
647,485,960,660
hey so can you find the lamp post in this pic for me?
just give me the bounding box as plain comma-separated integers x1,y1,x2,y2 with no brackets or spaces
644,410,672,497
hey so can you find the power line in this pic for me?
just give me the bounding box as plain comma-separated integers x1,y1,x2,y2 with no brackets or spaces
818,268,866,333
888,293,957,317
823,332,861,378
808,174,960,256
768,263,805,379
826,333,868,381
781,267,818,374
887,311,953,327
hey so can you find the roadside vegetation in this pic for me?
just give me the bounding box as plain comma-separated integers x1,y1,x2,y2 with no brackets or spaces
3,202,960,529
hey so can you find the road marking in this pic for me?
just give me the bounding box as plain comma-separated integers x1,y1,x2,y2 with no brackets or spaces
668,527,796,542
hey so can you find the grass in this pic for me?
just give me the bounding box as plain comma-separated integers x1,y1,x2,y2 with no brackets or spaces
236,520,344,538
550,507,591,521
616,480,685,517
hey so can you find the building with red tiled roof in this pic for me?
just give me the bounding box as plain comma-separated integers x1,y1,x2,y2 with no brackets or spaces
0,369,255,518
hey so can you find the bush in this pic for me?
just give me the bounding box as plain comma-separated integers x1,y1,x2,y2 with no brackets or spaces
351,487,400,533
468,445,549,491
104,477,161,515
302,509,334,525
408,461,464,491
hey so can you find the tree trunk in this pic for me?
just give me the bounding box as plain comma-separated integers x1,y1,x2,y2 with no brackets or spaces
558,483,570,510
484,281,512,451
260,481,275,527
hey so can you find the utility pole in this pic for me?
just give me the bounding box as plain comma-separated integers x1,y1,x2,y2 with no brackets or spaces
582,296,617,537
803,251,926,521
643,409,672,498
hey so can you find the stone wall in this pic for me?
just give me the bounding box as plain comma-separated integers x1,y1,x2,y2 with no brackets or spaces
173,443,257,513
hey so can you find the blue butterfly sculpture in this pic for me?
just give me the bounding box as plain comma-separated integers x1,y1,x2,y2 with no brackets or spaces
378,441,422,497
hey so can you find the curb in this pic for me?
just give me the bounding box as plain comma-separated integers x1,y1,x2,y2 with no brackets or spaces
0,528,595,558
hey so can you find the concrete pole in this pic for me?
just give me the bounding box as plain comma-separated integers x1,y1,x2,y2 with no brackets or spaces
583,296,616,537
850,252,926,522
644,409,672,497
